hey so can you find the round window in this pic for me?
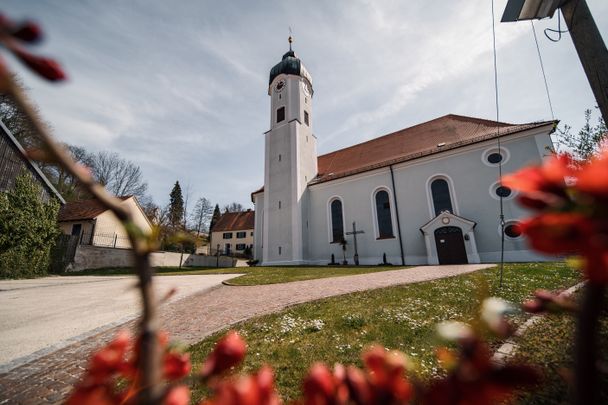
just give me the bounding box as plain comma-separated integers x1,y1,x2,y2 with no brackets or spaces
495,185,512,198
504,223,522,238
487,152,503,164
482,147,510,167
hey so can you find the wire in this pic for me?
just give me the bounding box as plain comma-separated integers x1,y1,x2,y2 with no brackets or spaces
491,0,505,288
544,9,568,42
531,21,556,121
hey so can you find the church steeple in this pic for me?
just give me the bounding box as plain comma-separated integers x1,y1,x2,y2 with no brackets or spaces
262,41,318,265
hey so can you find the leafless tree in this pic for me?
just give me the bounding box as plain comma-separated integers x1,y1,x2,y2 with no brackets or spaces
223,202,245,213
41,144,93,200
191,197,213,235
88,151,148,199
0,75,39,148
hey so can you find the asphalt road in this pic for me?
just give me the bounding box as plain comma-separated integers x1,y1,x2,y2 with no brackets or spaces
0,274,239,371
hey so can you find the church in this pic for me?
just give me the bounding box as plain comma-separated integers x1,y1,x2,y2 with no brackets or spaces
252,41,555,266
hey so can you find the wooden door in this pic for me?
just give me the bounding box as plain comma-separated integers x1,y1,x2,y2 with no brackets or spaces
434,226,468,265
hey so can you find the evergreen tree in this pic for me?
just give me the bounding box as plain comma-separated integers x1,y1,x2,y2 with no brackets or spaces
0,173,60,278
209,204,221,232
168,181,184,229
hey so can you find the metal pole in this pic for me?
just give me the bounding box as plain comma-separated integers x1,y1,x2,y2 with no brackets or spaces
389,166,406,266
561,0,608,124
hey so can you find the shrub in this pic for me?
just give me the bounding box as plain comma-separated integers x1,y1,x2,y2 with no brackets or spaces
0,173,60,278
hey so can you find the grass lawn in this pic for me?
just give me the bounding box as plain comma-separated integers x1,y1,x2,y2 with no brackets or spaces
512,295,608,404
66,265,404,285
186,262,582,402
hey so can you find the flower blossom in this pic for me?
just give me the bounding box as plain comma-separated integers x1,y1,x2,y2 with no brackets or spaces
503,150,608,284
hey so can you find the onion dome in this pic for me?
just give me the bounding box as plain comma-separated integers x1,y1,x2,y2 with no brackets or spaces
268,37,313,91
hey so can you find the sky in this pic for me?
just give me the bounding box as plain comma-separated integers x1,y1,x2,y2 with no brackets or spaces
3,0,607,209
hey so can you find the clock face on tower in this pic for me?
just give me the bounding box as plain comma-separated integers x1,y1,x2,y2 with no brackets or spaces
302,81,311,97
274,79,286,93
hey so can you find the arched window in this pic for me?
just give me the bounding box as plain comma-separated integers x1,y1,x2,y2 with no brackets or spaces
375,190,394,238
330,199,344,243
431,178,453,216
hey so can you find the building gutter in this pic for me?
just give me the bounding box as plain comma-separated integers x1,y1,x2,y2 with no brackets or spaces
389,165,405,266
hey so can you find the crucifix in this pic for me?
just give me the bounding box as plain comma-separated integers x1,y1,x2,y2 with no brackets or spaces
345,221,364,265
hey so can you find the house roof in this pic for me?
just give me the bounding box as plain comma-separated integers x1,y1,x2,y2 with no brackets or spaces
0,119,65,204
212,210,255,232
252,114,555,199
58,196,131,222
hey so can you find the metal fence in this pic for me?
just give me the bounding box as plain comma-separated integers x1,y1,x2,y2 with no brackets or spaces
208,247,252,259
49,234,79,273
78,232,132,249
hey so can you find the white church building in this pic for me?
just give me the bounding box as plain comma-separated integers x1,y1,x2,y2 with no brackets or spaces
252,43,555,266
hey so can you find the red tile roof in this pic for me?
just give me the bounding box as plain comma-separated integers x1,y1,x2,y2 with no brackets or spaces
252,114,555,197
212,210,255,232
58,196,131,222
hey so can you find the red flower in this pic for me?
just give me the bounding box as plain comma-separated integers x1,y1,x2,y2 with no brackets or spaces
576,148,608,199
502,154,572,196
10,45,66,81
520,213,594,255
203,366,281,405
201,331,247,378
165,386,191,405
65,384,118,405
164,351,192,380
11,21,42,42
65,332,133,405
87,331,133,383
344,366,372,405
302,363,336,405
362,346,413,403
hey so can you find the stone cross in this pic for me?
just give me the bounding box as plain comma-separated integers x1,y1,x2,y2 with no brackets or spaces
345,221,364,265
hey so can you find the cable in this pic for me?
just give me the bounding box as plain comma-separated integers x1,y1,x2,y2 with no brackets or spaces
491,0,505,288
531,21,556,121
544,9,568,42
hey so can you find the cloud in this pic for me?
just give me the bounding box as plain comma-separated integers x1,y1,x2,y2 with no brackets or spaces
3,0,607,208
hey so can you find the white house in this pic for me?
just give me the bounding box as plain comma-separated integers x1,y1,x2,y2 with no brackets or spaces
58,195,152,249
252,42,555,266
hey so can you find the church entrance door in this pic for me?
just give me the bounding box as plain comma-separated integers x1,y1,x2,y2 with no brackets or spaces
434,226,468,265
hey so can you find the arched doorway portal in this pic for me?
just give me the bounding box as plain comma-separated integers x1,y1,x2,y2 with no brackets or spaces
434,226,468,265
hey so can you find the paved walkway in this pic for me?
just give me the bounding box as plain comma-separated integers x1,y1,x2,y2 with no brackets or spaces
0,264,492,404
0,274,238,370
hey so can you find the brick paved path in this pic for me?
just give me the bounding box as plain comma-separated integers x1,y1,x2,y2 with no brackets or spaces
0,264,492,404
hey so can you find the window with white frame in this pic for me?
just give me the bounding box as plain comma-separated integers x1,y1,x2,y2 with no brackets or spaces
374,190,394,238
430,178,453,216
330,199,344,243
235,243,246,250
236,231,246,238
223,232,233,239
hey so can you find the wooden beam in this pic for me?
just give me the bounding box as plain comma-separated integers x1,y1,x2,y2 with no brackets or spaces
561,0,608,124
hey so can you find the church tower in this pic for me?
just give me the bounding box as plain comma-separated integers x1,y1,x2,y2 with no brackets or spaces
262,37,317,265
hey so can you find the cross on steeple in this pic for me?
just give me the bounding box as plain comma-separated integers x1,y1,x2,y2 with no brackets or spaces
288,27,293,51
